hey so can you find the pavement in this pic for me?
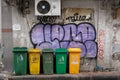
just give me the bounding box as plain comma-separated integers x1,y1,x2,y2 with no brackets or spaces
3,71,120,80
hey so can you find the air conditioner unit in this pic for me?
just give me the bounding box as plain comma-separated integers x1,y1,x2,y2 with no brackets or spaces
35,0,61,16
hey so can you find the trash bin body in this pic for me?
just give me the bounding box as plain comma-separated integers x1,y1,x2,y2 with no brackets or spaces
13,47,27,75
28,49,41,75
55,48,67,74
42,49,54,74
68,48,81,74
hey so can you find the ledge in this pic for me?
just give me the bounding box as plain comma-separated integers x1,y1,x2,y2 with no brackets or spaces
8,72,120,80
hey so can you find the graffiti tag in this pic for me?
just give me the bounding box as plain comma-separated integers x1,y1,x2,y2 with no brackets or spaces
37,16,58,24
98,29,105,60
30,22,97,58
112,52,120,61
66,13,92,22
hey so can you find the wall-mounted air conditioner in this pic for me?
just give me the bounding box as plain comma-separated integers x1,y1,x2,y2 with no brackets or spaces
35,0,61,16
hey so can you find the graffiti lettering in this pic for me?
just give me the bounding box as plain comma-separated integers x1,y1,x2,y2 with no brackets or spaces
98,29,105,60
30,22,97,58
112,52,120,61
37,16,58,24
66,13,92,22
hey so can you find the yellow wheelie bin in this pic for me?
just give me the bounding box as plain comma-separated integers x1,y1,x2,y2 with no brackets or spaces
28,48,41,75
68,48,81,74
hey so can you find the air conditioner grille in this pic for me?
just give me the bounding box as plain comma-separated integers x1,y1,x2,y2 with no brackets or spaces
37,1,51,14
35,0,61,16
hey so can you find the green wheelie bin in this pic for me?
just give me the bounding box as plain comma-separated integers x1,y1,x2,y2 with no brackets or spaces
55,48,68,74
42,49,54,74
13,47,27,75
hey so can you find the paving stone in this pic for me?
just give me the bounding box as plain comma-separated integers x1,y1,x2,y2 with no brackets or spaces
53,76,71,80
78,76,91,80
92,76,118,80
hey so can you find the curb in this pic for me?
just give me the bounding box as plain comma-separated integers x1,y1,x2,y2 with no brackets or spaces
8,72,120,80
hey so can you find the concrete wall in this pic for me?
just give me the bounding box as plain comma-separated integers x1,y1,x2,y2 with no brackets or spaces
2,0,120,72
12,0,99,72
0,0,1,51
0,0,2,69
2,0,13,72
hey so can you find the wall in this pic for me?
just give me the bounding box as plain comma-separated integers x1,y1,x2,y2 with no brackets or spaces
2,0,13,72
0,0,1,41
4,0,120,72
0,0,1,50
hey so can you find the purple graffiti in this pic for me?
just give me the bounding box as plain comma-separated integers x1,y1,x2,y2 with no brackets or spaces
44,24,51,42
30,22,97,58
68,41,86,57
85,41,97,57
63,24,77,41
77,23,96,42
52,25,64,41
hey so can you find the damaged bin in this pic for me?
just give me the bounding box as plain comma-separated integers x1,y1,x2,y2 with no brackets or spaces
13,47,27,75
55,48,68,74
42,49,54,74
28,48,41,75
68,48,81,74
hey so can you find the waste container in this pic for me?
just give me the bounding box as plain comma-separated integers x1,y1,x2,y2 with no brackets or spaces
28,48,41,75
68,48,81,74
13,47,27,75
55,48,68,74
42,49,54,74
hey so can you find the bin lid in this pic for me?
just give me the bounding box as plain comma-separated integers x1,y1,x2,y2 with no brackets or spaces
28,48,41,53
12,47,27,52
42,49,54,53
55,48,68,53
68,48,82,53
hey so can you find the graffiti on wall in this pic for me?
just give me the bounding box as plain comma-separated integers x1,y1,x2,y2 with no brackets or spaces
37,16,59,24
30,22,97,58
65,13,92,22
98,29,105,60
112,52,120,61
64,8,93,24
112,24,120,61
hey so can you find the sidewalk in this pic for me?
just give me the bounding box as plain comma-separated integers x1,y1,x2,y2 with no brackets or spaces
7,71,120,80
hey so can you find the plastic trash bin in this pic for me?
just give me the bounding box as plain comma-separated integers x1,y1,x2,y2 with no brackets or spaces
42,49,54,74
28,48,41,75
68,48,81,74
55,48,68,74
13,47,27,75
